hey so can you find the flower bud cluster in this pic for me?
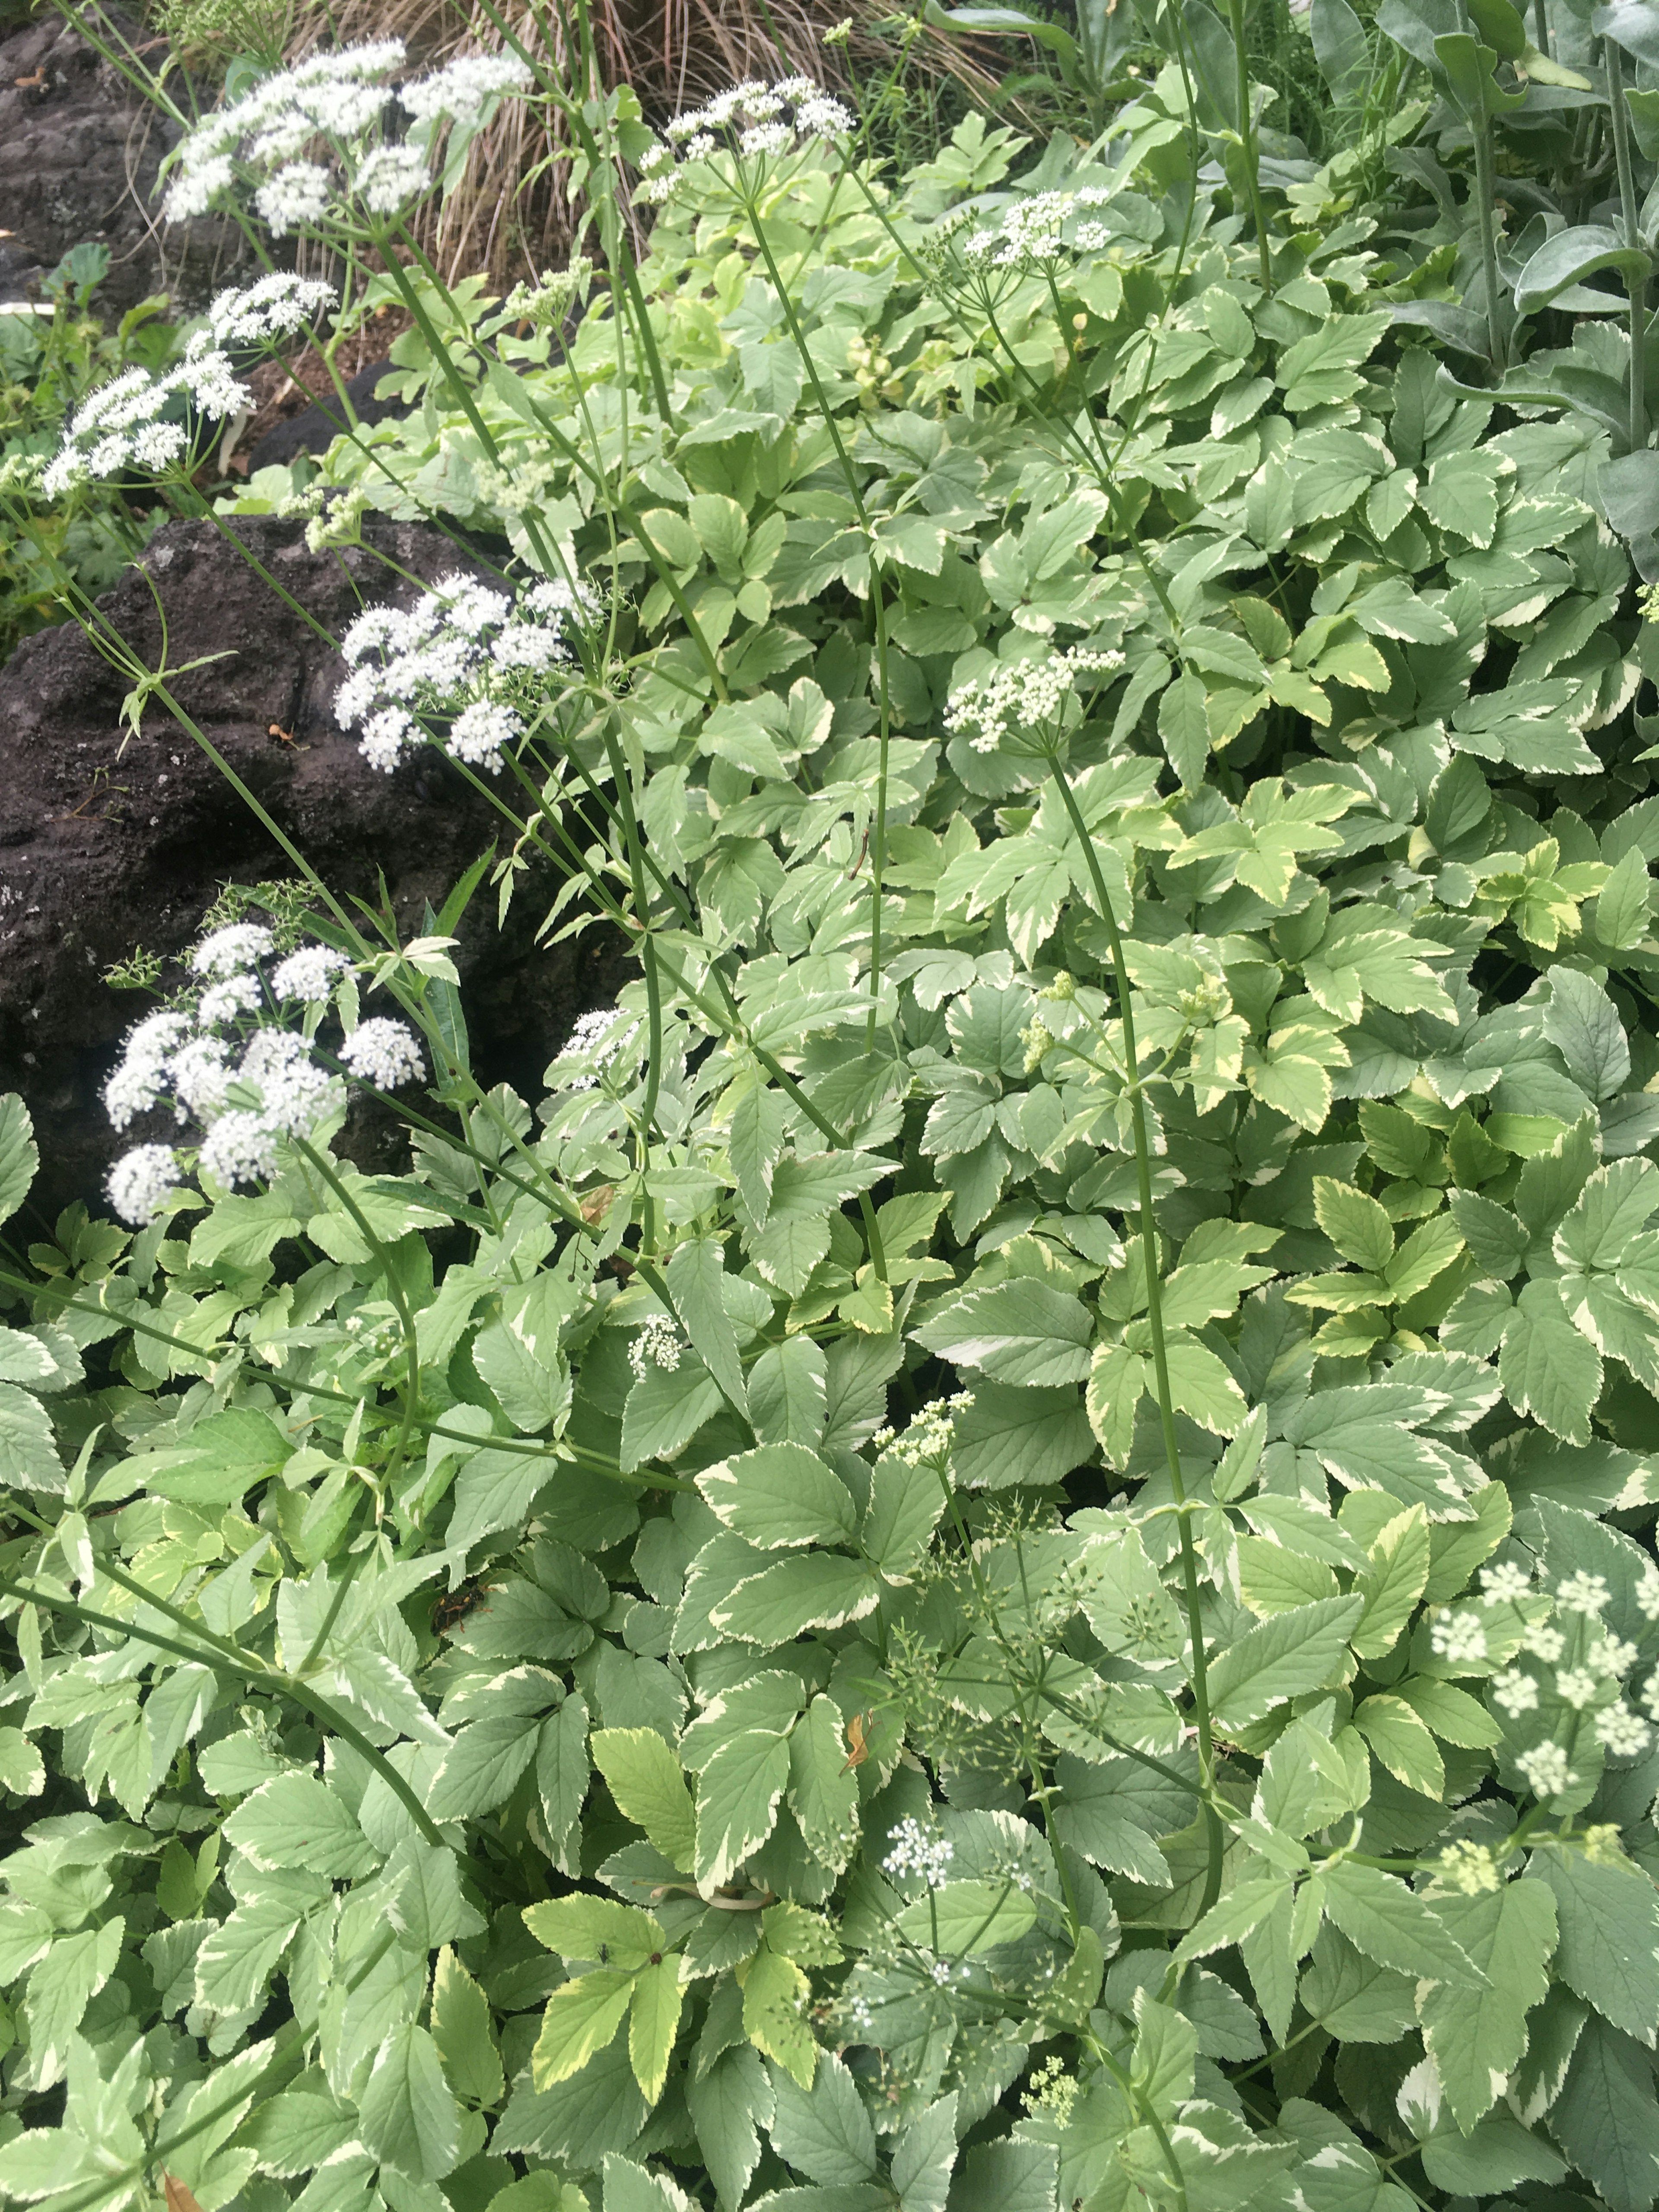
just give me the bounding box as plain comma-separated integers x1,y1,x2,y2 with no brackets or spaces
960,185,1121,270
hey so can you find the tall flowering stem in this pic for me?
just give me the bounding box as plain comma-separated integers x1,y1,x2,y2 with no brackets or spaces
1045,755,1226,1917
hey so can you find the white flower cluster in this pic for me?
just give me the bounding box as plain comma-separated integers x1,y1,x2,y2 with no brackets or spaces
159,41,523,236
501,257,593,331
871,1392,971,1468
628,1313,684,1383
162,41,409,228
400,52,531,127
637,78,854,203
102,924,423,1224
1481,1561,1655,1786
41,330,248,497
334,571,594,772
551,1006,643,1093
207,271,337,347
1429,1610,1487,1665
883,1818,954,1888
945,648,1124,754
960,185,1119,270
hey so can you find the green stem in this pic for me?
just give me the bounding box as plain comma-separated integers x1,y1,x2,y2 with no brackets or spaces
1223,0,1274,290
0,1567,449,1850
1046,760,1224,1916
1605,36,1649,450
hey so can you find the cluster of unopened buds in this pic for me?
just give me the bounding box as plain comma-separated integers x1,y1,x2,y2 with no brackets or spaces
635,78,854,203
102,921,424,1225
162,41,531,235
334,570,596,773
846,334,902,408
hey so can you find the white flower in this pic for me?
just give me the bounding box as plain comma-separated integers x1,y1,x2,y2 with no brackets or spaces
353,142,430,215
191,924,275,978
130,422,188,472
1554,1667,1599,1710
399,52,531,125
169,1036,233,1118
1557,1571,1611,1618
163,154,234,220
628,1311,684,1382
339,1017,423,1089
448,698,521,767
883,1818,954,1887
198,1109,280,1189
236,1028,338,1135
197,973,263,1025
1480,1560,1532,1605
255,161,333,233
945,647,1124,753
208,272,337,345
108,1144,180,1225
271,945,350,1001
359,707,416,773
1638,1568,1659,1622
1522,1624,1566,1663
1595,1705,1653,1757
1430,1611,1488,1666
1598,1634,1640,1678
554,1006,641,1091
1491,1668,1539,1716
1517,1742,1575,1798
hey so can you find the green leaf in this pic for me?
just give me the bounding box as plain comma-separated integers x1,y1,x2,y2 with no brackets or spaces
715,1552,880,1645
1418,1878,1557,2130
428,1710,540,1821
622,1360,724,1471
1321,1862,1485,1986
1449,1189,1529,1278
1544,967,1631,1102
1531,1847,1659,2043
0,1383,63,1493
787,1696,860,1873
747,1336,828,1448
1159,671,1211,788
1299,1927,1417,2044
1350,1506,1430,1659
1550,2012,1659,2212
767,2048,878,2184
1593,844,1653,950
432,1944,505,2110
1419,2110,1566,2195
1354,1694,1444,1796
531,1969,636,2088
222,1773,378,1877
698,1443,859,1551
592,1727,697,1872
895,1880,1038,1955
140,1406,294,1507
1500,1278,1603,1444
1206,1596,1365,1729
689,2044,773,2206
696,1728,790,1886
0,1097,38,1229
1314,1179,1394,1274
667,1237,748,1412
526,1897,666,1970
358,2021,460,2180
912,1279,1094,1386
629,1955,686,2101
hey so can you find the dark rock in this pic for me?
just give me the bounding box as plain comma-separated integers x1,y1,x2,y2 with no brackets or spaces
0,515,632,1221
0,11,253,315
245,361,412,473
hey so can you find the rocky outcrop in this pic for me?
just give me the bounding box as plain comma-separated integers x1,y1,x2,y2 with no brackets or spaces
0,515,630,1218
0,11,252,312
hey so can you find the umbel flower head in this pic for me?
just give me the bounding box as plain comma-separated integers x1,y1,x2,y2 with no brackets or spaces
334,570,597,773
160,41,530,235
41,327,250,497
636,77,853,203
102,922,424,1224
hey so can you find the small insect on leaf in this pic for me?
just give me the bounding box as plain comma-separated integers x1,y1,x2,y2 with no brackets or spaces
432,1580,494,1636
841,1713,871,1773
165,2178,207,2212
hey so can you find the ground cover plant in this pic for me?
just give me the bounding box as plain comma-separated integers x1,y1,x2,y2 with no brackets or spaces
10,3,1659,2211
